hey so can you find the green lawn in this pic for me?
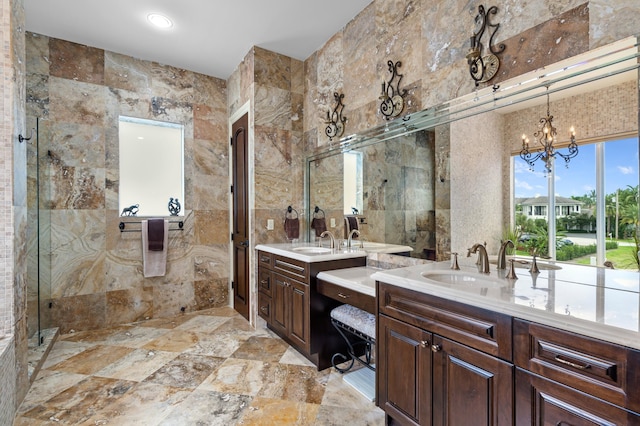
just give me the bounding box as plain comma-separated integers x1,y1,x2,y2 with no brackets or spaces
515,246,639,270
574,245,639,270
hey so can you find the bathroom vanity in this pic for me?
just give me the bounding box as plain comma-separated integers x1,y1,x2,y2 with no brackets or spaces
255,242,410,370
372,261,640,425
255,244,367,370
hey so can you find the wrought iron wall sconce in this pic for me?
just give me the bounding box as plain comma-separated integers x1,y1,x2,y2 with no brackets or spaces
465,5,505,86
325,92,347,141
379,60,406,120
519,86,578,174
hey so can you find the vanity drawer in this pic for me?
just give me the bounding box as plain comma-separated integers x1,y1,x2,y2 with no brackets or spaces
378,282,512,360
514,319,640,413
316,279,375,314
258,291,272,323
258,268,272,297
257,251,273,269
273,255,309,282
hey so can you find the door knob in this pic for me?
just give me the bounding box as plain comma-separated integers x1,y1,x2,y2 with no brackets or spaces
431,344,442,353
239,240,249,247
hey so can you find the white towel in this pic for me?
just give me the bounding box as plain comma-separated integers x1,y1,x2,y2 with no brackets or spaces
142,219,169,277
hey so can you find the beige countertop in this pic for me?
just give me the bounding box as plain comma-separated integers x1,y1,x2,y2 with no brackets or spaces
371,258,640,350
255,242,411,263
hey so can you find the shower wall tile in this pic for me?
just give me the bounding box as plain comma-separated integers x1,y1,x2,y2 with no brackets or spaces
49,38,105,85
48,77,108,126
50,293,107,334
27,35,230,333
105,287,154,327
104,52,153,94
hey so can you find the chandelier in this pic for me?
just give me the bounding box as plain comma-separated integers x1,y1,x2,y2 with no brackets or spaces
519,88,578,174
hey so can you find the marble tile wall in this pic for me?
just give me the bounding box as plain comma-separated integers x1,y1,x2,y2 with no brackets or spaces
25,34,230,334
228,47,305,326
302,0,640,262
1,0,29,420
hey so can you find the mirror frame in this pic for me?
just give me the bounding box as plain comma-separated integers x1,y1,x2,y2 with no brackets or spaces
305,35,640,245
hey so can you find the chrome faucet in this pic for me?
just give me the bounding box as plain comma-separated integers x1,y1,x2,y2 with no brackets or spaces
319,230,336,249
468,243,490,273
347,229,361,248
497,240,514,270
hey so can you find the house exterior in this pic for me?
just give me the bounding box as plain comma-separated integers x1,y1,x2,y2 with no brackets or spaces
516,196,583,220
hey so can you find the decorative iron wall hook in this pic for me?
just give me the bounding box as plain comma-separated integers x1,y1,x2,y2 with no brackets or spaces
325,92,347,141
379,60,406,119
465,5,505,86
18,128,34,143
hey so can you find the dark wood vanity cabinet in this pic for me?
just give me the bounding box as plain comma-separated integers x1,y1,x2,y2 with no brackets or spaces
256,249,365,370
514,319,640,424
272,271,309,351
376,281,640,425
377,282,514,426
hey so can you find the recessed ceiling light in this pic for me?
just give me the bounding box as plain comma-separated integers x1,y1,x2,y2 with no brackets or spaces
147,13,173,29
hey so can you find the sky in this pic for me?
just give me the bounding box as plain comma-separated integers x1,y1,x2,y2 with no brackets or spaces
514,137,639,199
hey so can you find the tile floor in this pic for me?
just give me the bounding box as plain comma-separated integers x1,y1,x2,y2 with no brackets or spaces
14,306,384,425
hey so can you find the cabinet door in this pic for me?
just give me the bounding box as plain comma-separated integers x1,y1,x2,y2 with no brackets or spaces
258,268,272,297
257,290,271,323
516,369,639,425
289,280,309,350
432,335,513,426
378,314,432,426
272,273,289,336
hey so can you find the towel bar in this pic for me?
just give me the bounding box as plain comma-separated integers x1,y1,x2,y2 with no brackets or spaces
119,220,184,233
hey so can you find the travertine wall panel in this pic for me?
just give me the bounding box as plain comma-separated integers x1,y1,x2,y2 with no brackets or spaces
25,33,230,334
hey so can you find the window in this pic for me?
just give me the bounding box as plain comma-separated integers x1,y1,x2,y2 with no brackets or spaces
514,137,639,269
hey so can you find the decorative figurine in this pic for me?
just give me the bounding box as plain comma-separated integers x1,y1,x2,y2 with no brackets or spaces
168,197,181,216
121,204,139,216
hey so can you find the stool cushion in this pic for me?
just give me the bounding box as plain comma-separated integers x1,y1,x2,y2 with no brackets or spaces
330,304,376,340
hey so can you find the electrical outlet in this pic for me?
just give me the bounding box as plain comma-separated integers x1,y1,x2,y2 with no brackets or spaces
330,218,336,227
267,219,274,230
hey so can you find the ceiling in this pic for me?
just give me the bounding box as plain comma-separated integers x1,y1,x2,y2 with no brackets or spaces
24,0,372,79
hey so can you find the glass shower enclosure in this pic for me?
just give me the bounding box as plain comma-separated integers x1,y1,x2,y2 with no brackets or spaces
26,117,52,346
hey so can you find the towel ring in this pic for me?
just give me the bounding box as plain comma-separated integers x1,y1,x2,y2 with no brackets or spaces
313,206,325,218
285,205,299,219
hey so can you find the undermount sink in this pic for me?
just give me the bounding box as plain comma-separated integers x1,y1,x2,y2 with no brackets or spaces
420,270,505,288
489,259,562,270
291,247,332,254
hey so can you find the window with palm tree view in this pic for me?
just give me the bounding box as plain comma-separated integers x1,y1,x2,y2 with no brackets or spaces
514,137,639,270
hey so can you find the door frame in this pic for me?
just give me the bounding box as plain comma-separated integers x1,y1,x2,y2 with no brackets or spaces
228,102,255,325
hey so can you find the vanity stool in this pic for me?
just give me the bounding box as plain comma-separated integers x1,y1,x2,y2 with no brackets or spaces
330,303,376,373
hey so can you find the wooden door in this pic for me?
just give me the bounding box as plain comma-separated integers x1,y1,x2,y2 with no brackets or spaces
378,314,433,425
232,113,250,320
432,335,513,426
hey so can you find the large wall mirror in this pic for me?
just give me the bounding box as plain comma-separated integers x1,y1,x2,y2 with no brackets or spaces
306,36,640,262
119,116,185,217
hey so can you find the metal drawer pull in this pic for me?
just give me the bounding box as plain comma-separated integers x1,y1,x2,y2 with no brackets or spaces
260,306,268,313
431,344,442,353
337,292,350,299
555,355,590,370
260,279,268,285
420,340,429,348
